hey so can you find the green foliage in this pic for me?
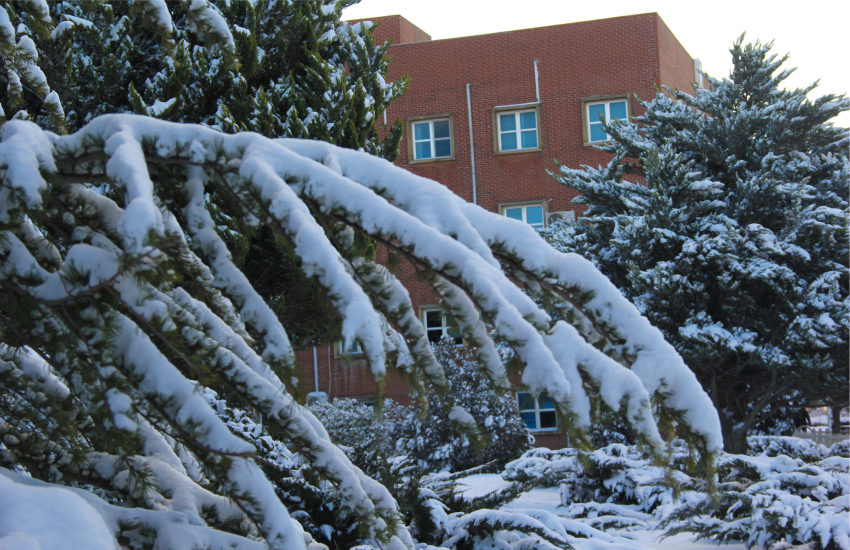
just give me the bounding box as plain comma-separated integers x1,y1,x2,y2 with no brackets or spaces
395,340,534,473
0,0,408,349
545,37,849,454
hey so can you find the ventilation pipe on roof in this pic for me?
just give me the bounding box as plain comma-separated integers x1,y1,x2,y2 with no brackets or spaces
466,83,477,205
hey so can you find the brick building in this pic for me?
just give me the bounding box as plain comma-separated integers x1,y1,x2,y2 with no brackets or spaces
297,13,704,445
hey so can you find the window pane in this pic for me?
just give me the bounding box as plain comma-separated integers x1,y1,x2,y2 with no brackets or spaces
447,325,463,345
540,393,554,410
427,329,443,344
521,412,537,429
501,133,517,150
588,104,605,123
434,138,451,157
414,122,430,140
526,206,543,226
433,120,450,139
425,310,442,328
540,411,557,429
520,111,536,130
609,101,627,120
499,113,516,131
589,123,607,142
517,393,535,411
344,340,362,354
521,130,537,149
505,207,523,221
415,141,432,159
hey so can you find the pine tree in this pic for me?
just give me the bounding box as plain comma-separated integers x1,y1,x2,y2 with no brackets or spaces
1,0,408,347
545,37,849,454
0,112,722,549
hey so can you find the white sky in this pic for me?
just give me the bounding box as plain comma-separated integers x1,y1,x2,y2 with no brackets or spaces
343,0,850,129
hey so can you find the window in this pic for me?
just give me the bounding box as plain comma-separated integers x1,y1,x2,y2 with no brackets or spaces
583,97,629,143
497,109,538,152
517,392,557,431
501,203,545,230
408,114,454,162
422,308,462,346
337,340,364,356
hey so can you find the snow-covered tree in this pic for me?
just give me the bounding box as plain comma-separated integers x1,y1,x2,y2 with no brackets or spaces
0,109,723,548
545,37,849,454
1,0,409,347
391,339,534,473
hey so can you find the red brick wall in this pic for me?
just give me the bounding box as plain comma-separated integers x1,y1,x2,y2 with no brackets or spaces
302,13,698,446
350,15,431,46
657,16,701,94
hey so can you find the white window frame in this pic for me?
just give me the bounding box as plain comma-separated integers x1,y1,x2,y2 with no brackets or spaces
408,114,455,163
336,340,364,357
500,202,546,231
496,108,539,153
584,97,629,144
517,392,558,432
421,307,463,346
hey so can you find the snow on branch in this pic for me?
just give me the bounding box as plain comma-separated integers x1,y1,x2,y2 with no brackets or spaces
0,113,721,548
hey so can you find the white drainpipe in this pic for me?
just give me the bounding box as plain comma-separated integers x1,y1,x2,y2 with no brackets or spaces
466,83,477,205
312,346,319,393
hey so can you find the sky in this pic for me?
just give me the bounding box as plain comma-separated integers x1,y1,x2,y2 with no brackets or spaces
342,0,850,129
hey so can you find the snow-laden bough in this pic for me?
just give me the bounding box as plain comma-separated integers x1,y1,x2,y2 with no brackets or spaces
0,114,721,549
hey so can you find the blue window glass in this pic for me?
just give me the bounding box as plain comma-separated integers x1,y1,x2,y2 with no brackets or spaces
540,393,554,409
609,101,627,120
589,124,608,142
521,130,538,149
433,120,450,139
415,142,431,159
588,104,606,123
526,206,543,228
520,111,536,130
521,412,537,429
501,133,517,150
435,139,451,157
414,122,430,140
499,113,516,132
505,207,523,221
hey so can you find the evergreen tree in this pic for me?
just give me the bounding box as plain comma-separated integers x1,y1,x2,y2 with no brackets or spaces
0,103,726,546
545,37,849,454
392,339,534,473
1,0,408,348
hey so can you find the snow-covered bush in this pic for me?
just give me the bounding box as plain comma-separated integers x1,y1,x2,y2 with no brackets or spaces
748,435,831,462
831,440,850,458
0,111,723,549
392,339,534,473
545,37,849,454
499,437,850,550
663,452,850,549
309,398,400,468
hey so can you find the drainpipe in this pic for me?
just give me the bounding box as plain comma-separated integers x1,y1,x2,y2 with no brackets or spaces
534,59,540,102
466,83,477,205
312,346,319,393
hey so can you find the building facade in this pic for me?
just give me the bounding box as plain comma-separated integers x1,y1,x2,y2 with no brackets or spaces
296,13,704,446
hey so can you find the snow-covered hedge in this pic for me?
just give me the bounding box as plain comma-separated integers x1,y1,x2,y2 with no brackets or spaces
502,437,850,550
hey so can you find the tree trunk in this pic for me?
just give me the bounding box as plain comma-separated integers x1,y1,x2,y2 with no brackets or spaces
724,426,749,455
831,406,843,434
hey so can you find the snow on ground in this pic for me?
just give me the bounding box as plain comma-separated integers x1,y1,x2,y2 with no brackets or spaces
454,476,754,550
625,530,755,550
